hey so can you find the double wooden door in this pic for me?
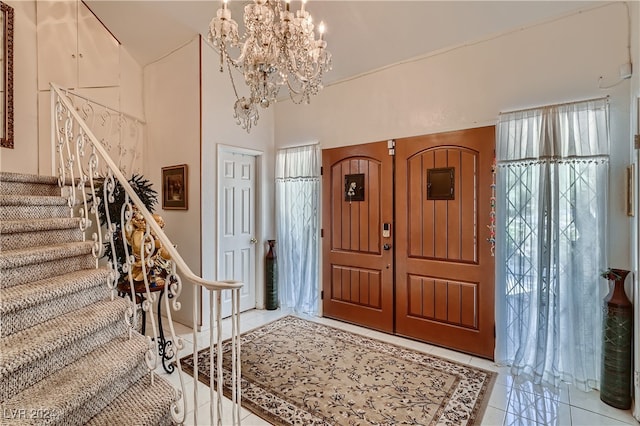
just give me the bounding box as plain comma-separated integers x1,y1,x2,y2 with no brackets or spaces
322,126,495,359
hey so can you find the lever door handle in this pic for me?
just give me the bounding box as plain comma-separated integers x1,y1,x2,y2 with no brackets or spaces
250,238,258,244
383,244,391,250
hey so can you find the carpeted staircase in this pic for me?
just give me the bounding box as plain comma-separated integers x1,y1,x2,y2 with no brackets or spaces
0,171,177,425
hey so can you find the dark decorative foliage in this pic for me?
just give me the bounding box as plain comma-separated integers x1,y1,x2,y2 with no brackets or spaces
93,174,158,282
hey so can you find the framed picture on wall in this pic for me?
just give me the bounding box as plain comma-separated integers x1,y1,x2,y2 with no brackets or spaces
162,164,188,210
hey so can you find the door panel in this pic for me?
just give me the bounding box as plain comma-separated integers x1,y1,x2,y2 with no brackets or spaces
395,126,495,359
219,150,257,317
331,266,382,308
407,275,478,328
407,147,478,262
322,142,393,333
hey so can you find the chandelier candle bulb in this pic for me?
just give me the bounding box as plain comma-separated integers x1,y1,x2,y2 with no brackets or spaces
301,0,306,13
285,0,290,12
319,21,325,40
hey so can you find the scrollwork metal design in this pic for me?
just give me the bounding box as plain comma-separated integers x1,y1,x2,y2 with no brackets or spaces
50,84,244,425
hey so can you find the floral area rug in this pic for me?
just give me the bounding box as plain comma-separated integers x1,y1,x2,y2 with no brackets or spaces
179,315,496,425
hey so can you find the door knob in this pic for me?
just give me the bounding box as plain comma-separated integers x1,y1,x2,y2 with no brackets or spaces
250,238,258,244
383,244,391,250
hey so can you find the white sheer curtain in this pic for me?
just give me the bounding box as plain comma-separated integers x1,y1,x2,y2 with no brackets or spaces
275,144,321,315
495,98,610,391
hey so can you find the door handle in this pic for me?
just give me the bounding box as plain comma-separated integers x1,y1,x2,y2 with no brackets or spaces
250,238,258,244
383,243,392,250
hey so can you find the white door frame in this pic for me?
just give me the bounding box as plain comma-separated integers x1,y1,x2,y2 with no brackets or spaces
216,144,265,314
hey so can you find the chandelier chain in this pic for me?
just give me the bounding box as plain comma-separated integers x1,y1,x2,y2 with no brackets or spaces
225,51,241,100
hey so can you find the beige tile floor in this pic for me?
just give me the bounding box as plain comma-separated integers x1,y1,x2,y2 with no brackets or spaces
150,309,639,425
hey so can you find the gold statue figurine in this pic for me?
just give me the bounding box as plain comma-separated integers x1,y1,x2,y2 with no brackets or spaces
125,206,172,286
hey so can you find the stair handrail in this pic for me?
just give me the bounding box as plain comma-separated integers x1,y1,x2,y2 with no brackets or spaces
50,83,242,293
50,82,243,425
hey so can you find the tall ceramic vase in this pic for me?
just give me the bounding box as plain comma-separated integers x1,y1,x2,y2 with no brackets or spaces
265,240,279,310
600,268,632,409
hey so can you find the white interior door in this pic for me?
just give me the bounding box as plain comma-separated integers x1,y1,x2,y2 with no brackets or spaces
218,150,257,317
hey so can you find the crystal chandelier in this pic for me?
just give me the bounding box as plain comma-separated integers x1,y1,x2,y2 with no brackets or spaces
208,0,331,132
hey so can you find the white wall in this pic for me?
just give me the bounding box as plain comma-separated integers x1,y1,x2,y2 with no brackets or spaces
632,1,639,102
1,0,145,176
275,1,634,269
141,36,276,328
120,47,145,120
143,37,201,327
626,1,639,420
201,38,276,318
0,1,38,174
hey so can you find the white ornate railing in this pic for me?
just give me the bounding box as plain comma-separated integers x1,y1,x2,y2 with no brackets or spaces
50,88,144,177
50,83,242,425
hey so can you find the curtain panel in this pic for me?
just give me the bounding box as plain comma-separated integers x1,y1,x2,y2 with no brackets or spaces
275,144,321,315
495,98,610,391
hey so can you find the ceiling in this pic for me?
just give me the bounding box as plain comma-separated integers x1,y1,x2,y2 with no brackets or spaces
85,0,603,87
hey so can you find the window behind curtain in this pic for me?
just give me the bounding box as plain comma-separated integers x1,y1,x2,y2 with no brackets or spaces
275,144,321,315
495,98,609,391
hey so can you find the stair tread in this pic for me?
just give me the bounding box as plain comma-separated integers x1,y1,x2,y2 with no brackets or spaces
0,194,68,206
0,241,94,269
0,297,130,375
87,373,176,426
0,268,110,313
0,173,175,424
0,217,81,234
0,172,59,185
2,332,149,416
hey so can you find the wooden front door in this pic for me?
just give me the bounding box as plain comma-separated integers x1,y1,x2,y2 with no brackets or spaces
322,142,394,333
395,126,495,358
